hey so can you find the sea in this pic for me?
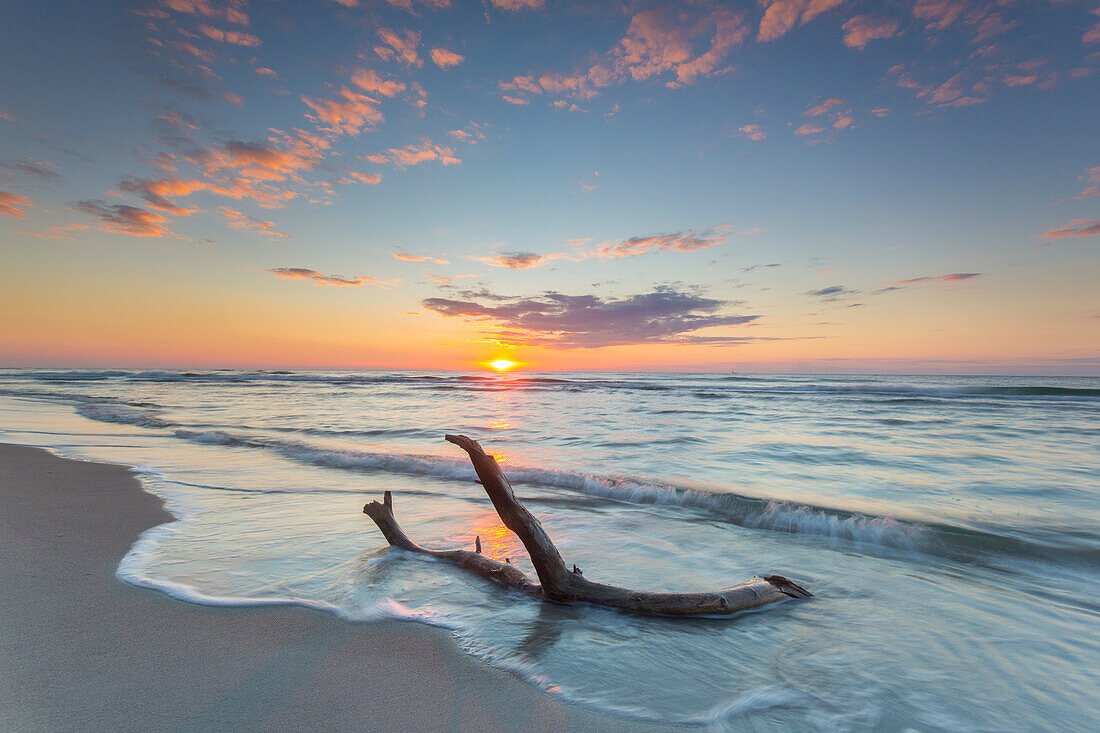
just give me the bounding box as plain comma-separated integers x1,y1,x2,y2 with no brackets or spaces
1,369,1097,730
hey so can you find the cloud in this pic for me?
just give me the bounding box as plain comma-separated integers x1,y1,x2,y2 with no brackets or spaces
429,48,465,69
12,222,90,240
347,171,382,185
592,229,729,259
222,208,291,239
255,67,278,78
477,251,568,270
197,24,261,47
363,139,460,167
4,160,62,181
301,87,384,136
1043,219,1100,239
375,28,422,67
161,0,248,25
498,5,748,104
795,122,824,136
394,252,449,264
758,0,849,43
807,285,859,301
193,135,329,182
737,124,766,141
448,123,486,143
841,15,899,49
0,190,33,217
350,69,406,97
489,0,544,9
75,200,170,237
872,273,982,293
422,287,761,349
1076,166,1100,199
804,97,844,117
267,268,396,287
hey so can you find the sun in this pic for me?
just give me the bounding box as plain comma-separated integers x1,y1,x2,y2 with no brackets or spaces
487,359,518,371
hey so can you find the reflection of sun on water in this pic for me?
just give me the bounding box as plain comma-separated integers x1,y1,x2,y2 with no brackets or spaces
489,420,510,430
465,511,525,564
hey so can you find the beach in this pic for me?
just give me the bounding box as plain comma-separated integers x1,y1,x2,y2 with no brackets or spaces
0,443,673,732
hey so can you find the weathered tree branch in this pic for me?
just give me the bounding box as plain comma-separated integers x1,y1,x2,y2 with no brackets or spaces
362,435,810,616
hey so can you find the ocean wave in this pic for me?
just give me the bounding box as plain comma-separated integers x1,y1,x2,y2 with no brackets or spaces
4,369,1097,401
76,403,174,429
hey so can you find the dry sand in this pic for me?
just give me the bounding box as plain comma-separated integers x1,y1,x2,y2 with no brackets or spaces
0,443,682,732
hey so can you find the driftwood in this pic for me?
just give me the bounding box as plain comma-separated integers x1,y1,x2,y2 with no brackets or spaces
363,434,811,616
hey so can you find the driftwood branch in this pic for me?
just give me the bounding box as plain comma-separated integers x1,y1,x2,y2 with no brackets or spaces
363,435,810,616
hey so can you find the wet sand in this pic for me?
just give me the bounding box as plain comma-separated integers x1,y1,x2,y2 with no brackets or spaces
0,443,679,732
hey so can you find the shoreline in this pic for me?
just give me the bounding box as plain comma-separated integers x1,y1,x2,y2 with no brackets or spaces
0,443,678,732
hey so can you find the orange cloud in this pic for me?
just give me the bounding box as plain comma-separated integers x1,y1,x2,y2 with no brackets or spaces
75,200,170,237
395,252,449,264
222,208,291,239
1076,166,1100,199
758,0,849,43
347,171,382,185
301,88,384,136
430,48,465,69
498,5,748,103
267,268,397,287
13,222,90,239
477,252,568,269
198,24,261,47
350,68,406,97
0,190,33,217
795,122,824,135
502,95,530,105
255,67,278,77
1043,219,1100,239
841,15,900,49
364,139,460,167
375,28,422,67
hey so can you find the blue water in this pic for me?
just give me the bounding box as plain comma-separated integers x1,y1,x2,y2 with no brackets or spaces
1,369,1098,729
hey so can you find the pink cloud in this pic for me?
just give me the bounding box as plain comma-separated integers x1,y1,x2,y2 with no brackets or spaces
350,69,406,97
301,88,384,136
804,97,844,116
1086,21,1100,44
267,268,398,287
795,122,824,135
198,24,261,47
592,229,729,260
1043,219,1100,239
887,273,982,285
758,0,849,43
841,15,900,49
502,95,530,106
222,207,291,239
255,67,278,78
737,124,766,141
429,48,465,69
161,0,248,25
1076,166,1100,199
489,0,544,9
375,28,422,67
0,190,33,218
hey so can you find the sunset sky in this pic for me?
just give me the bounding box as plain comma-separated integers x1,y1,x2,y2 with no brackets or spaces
1,0,1097,373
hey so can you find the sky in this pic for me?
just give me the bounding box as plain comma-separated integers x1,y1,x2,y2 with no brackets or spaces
1,0,1097,374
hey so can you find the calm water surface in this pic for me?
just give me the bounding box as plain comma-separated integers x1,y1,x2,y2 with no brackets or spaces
1,369,1097,730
